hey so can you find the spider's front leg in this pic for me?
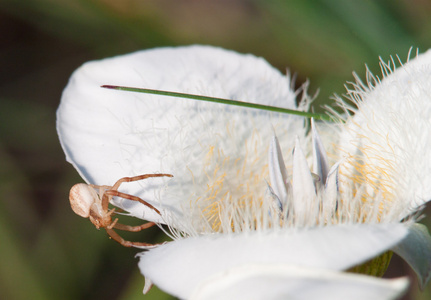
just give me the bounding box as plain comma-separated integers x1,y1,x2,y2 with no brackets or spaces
114,221,157,232
99,173,173,214
105,190,161,214
105,228,157,248
110,173,173,191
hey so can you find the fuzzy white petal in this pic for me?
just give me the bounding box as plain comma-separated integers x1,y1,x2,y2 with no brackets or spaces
392,223,431,290
138,223,407,299
338,49,431,218
57,45,305,222
190,263,408,300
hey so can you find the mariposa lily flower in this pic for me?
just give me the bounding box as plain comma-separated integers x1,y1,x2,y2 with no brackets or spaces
56,45,431,300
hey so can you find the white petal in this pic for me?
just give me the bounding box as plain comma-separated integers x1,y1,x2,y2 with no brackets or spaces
337,49,431,217
392,223,431,290
143,277,153,294
57,45,305,222
138,223,407,299
190,263,409,300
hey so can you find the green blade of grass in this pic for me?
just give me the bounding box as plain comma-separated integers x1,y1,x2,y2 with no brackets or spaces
101,85,332,121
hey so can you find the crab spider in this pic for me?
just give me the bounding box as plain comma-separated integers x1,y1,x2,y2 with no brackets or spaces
69,173,173,247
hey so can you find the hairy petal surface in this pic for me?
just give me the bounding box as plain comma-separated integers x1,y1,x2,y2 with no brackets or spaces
57,45,307,223
138,224,407,299
337,49,431,218
190,263,408,300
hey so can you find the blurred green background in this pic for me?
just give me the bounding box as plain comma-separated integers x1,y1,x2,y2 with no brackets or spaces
0,0,431,299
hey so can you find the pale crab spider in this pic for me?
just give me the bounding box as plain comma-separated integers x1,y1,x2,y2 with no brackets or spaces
69,173,173,247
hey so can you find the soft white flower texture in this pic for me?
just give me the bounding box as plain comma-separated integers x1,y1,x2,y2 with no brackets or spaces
57,45,430,300
337,49,431,219
138,224,407,299
190,264,408,300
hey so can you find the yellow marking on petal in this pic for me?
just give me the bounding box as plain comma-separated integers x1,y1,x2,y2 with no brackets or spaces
205,145,215,164
338,124,397,223
186,165,196,186
196,132,270,233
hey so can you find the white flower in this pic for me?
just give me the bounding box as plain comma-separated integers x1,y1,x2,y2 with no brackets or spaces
56,45,431,300
332,49,431,289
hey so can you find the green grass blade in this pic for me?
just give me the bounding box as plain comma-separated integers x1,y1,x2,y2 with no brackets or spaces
101,85,332,121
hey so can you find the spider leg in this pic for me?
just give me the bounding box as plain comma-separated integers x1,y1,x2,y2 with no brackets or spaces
101,173,172,214
105,190,161,215
111,173,173,191
114,221,157,232
105,228,156,248
89,184,112,190
107,217,119,230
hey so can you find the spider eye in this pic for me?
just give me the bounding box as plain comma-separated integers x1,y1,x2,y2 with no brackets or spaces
69,183,98,218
